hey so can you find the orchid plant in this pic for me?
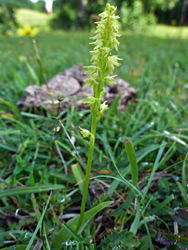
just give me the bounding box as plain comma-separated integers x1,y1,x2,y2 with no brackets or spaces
77,3,122,231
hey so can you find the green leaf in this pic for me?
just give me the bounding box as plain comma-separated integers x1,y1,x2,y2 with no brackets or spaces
25,61,39,84
21,112,44,119
124,141,138,187
71,163,85,195
50,173,76,184
51,201,113,250
27,171,35,186
130,203,140,235
0,185,64,198
62,222,84,242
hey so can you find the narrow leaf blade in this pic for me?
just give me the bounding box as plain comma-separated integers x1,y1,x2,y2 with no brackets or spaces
124,141,138,187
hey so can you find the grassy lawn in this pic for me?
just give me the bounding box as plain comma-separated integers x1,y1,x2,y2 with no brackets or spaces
16,8,52,27
0,26,188,249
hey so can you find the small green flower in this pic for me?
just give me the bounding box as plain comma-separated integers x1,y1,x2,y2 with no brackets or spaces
83,75,97,89
84,65,99,75
100,101,109,112
107,56,121,73
97,101,109,122
79,127,91,138
83,94,98,106
104,75,117,85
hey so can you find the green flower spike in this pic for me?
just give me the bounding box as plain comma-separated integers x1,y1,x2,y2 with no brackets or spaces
76,3,122,232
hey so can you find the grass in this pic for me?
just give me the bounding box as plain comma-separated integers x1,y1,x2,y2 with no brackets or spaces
16,8,52,27
0,25,188,249
145,24,188,39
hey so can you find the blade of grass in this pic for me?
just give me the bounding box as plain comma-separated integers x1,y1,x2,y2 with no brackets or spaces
130,202,140,235
159,67,177,130
0,97,20,116
177,181,188,205
30,193,41,221
108,190,134,216
177,101,188,119
25,192,52,250
143,141,167,199
0,130,20,136
97,174,144,200
149,199,174,214
151,194,174,214
0,184,64,198
182,153,188,189
21,112,45,119
50,173,76,184
55,140,84,169
0,142,17,152
43,223,51,250
131,122,154,141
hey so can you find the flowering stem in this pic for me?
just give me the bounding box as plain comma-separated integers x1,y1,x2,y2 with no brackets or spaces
77,3,121,233
76,112,97,232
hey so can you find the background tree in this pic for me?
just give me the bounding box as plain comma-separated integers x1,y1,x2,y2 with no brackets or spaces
49,0,187,30
0,0,34,27
179,0,188,25
77,0,88,27
50,0,79,29
33,0,46,12
45,0,53,14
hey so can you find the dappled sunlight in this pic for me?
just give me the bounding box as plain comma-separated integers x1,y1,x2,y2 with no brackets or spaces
145,24,188,39
16,8,52,28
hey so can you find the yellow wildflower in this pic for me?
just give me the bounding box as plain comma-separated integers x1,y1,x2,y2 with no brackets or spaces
171,19,177,26
17,25,38,37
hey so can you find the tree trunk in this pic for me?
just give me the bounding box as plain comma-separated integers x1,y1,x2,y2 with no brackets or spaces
45,0,53,14
76,0,88,28
179,0,188,25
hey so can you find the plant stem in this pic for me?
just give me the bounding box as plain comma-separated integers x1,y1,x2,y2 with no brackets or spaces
76,112,97,232
76,3,121,234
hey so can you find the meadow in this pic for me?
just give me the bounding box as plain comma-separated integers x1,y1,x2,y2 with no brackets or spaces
0,25,188,249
